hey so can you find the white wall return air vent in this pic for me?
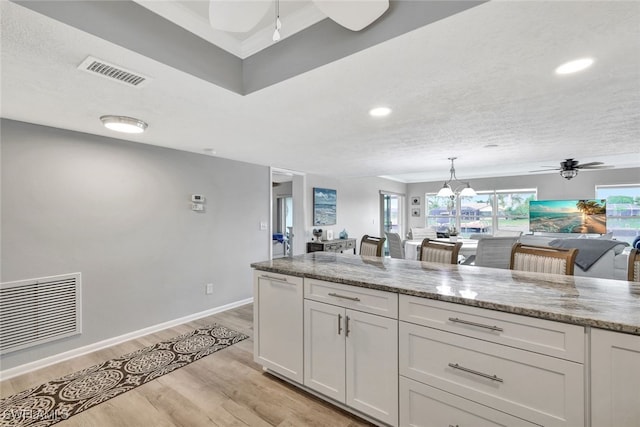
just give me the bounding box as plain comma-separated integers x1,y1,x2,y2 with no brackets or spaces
0,273,82,355
78,56,150,87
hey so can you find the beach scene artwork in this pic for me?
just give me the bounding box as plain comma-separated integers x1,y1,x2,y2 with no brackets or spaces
529,199,607,234
313,187,337,225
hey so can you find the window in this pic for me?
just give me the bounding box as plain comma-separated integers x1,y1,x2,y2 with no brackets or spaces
596,184,640,244
426,189,536,237
494,190,537,234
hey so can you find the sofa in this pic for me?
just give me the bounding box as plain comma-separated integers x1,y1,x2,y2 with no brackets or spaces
519,234,630,280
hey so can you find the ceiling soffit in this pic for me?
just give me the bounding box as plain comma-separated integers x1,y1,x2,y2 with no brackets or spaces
13,0,486,95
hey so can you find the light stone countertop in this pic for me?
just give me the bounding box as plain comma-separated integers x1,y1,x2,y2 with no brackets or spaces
251,252,640,336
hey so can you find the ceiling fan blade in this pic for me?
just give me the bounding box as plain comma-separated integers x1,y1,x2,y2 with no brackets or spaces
577,164,614,170
575,161,605,168
529,168,560,173
209,0,270,33
313,0,389,31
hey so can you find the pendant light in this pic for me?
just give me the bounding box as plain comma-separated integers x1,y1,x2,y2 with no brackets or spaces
436,157,476,199
272,0,281,42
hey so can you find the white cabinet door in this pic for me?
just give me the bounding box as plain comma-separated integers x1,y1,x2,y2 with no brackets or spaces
591,328,640,427
253,271,303,383
304,299,346,402
346,309,398,426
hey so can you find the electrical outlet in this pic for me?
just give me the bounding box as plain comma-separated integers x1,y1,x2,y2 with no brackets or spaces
205,283,214,294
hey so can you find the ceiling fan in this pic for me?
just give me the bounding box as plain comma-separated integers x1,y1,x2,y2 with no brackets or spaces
530,158,612,180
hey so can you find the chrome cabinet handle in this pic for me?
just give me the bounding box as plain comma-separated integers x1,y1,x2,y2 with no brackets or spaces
448,363,504,383
345,315,351,337
261,274,289,284
338,314,342,335
448,317,503,332
328,292,361,302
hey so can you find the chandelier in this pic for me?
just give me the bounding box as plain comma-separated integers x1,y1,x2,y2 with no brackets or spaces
436,157,476,199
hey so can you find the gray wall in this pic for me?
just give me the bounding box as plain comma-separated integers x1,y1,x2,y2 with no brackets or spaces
406,168,640,229
1,119,269,370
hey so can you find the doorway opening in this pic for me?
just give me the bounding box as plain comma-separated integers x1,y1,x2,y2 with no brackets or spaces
271,168,306,259
380,191,405,257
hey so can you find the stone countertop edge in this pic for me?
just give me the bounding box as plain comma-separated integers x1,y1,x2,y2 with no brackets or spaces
251,254,640,336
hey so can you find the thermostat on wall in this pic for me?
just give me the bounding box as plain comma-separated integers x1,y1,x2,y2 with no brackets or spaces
191,194,205,203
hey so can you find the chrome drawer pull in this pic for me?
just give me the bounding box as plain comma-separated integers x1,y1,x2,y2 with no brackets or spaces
448,317,503,332
327,292,361,302
448,363,504,383
261,274,289,284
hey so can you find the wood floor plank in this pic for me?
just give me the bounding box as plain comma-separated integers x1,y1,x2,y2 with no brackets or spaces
1,303,375,426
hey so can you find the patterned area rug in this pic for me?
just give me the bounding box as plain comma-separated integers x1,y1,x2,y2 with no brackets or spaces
0,324,248,426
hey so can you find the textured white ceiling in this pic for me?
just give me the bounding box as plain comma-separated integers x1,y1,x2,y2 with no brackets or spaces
1,0,639,183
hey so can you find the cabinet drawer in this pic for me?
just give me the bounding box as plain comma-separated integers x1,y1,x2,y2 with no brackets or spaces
399,322,584,427
305,279,398,318
399,295,584,362
400,376,539,427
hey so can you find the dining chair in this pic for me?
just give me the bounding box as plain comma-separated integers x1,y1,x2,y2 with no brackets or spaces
628,248,640,282
420,238,462,264
510,243,578,275
409,227,437,240
493,230,523,237
384,232,405,259
471,236,521,269
360,235,385,257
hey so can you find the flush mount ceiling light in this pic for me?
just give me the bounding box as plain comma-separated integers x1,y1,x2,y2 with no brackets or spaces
436,157,476,199
555,58,594,75
100,115,148,134
369,107,392,117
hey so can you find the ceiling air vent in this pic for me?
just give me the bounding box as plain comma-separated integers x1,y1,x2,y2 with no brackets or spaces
78,56,150,87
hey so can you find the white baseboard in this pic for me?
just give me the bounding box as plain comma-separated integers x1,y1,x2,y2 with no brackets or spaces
0,297,253,381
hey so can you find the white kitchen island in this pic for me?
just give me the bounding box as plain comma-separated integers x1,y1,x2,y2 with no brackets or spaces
251,252,640,427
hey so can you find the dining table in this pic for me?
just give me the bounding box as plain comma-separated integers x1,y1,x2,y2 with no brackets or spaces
404,238,478,261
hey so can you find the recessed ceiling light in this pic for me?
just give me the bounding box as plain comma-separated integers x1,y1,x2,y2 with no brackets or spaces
555,58,594,75
369,107,392,117
484,144,499,148
100,115,148,134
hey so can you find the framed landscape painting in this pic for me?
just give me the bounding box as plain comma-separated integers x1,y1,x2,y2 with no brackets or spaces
313,187,337,225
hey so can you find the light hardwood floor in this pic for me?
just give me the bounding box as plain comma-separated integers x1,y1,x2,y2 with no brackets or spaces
0,304,373,426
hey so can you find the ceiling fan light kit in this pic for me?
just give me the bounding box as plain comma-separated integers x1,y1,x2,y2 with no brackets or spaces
560,169,579,180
